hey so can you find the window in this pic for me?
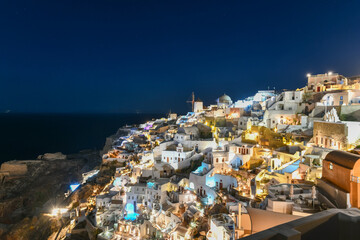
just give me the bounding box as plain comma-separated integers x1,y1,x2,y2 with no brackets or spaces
340,101,343,105
216,158,219,163
329,163,333,170
340,96,343,100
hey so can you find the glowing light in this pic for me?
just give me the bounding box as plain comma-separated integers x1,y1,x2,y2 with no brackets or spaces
193,165,206,174
70,184,80,192
306,73,311,77
328,71,333,75
124,203,139,221
50,208,68,217
207,195,214,205
113,177,122,187
147,182,155,189
206,178,216,188
256,189,263,195
246,132,258,141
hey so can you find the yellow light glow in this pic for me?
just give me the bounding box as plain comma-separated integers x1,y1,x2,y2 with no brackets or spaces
50,208,68,217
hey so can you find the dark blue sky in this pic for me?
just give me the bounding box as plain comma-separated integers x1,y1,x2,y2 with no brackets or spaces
1,0,360,114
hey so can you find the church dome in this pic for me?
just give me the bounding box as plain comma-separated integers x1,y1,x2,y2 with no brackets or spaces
218,94,232,104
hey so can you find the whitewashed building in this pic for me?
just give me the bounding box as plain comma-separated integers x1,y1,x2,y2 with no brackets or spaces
161,143,195,170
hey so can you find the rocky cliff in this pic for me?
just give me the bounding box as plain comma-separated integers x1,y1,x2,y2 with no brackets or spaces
0,150,101,240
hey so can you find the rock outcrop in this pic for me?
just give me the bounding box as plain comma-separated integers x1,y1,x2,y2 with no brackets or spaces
37,152,67,161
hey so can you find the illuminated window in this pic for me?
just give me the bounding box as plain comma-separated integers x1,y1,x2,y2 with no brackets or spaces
329,163,333,170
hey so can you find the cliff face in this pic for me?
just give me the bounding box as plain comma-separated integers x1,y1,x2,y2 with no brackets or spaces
101,136,115,156
0,150,101,239
4,215,59,240
100,127,130,156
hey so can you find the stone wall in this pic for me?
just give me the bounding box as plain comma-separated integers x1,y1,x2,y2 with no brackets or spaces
313,121,347,149
0,162,28,176
317,178,350,208
38,152,66,161
340,105,360,116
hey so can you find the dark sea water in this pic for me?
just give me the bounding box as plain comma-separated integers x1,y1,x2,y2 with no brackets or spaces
0,113,163,164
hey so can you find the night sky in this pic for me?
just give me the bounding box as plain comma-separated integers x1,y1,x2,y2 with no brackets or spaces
1,0,360,114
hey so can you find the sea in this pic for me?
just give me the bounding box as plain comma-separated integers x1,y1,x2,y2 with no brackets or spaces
0,113,163,164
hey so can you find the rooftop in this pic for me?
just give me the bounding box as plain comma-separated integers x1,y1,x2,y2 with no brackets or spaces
324,150,360,169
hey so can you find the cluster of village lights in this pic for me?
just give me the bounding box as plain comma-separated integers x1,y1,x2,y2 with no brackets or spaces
307,71,333,77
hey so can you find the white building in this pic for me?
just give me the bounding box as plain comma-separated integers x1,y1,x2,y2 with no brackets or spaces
317,90,360,106
161,143,195,170
228,143,255,168
194,99,204,112
266,184,318,216
207,213,235,240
